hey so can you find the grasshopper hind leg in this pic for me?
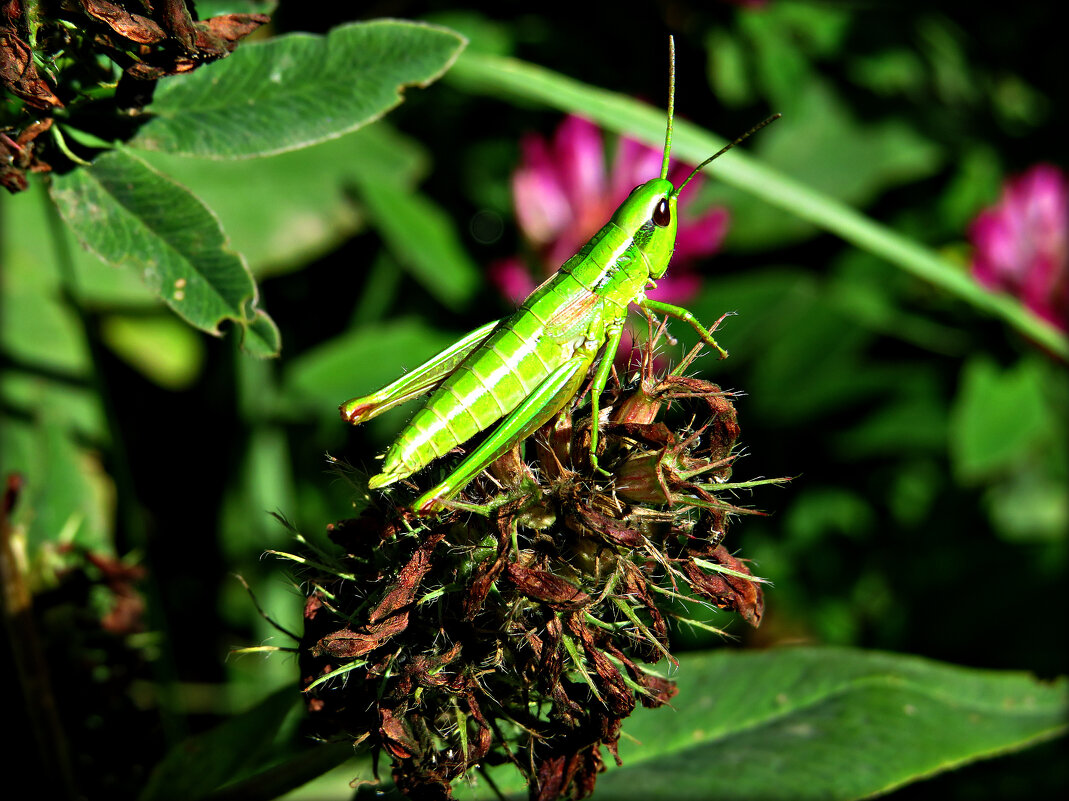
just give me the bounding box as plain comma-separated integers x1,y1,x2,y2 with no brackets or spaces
413,351,595,513
340,319,499,425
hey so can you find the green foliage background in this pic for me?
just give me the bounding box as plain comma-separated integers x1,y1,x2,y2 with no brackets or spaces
1,2,1065,799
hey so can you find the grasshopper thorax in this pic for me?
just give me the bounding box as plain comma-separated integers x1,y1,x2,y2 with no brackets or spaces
609,177,678,280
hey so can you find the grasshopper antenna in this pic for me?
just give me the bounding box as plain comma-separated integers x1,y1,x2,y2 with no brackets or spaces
660,35,676,181
674,112,782,196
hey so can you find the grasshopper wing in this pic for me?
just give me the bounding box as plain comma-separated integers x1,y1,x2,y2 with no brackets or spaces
340,320,499,424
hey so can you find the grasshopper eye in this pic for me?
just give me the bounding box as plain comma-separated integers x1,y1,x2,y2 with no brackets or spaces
652,198,671,227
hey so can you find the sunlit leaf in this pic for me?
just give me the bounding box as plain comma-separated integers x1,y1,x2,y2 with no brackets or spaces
129,20,466,159
476,647,1067,800
49,149,279,355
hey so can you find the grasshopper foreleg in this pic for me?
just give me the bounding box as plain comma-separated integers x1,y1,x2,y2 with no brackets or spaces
640,299,730,360
587,320,626,477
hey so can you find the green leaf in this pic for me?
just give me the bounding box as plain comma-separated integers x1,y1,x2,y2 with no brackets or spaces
690,273,887,424
241,307,282,358
783,488,875,546
848,48,928,98
825,250,971,354
949,357,1053,481
587,647,1066,801
831,389,949,459
99,313,206,389
137,122,427,276
129,20,466,159
49,149,278,355
936,144,1002,231
738,11,816,113
284,318,463,416
690,268,818,360
3,180,155,305
0,372,105,443
352,176,480,311
0,277,89,374
917,15,977,107
192,740,357,801
423,11,514,58
704,28,751,108
0,416,114,554
196,1,275,15
984,464,1069,543
471,647,1066,799
1,183,149,375
737,3,852,110
138,686,303,801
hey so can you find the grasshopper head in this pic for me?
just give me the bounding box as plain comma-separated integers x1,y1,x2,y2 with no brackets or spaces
610,37,780,285
610,178,678,280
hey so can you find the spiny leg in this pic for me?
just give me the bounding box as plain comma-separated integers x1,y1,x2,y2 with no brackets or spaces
640,298,730,359
414,351,595,514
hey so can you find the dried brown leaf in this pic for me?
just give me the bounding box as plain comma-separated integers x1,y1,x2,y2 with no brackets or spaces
0,28,62,108
682,546,764,626
81,0,165,44
507,563,591,609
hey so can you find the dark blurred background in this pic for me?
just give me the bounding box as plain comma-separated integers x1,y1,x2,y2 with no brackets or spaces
2,1,1065,798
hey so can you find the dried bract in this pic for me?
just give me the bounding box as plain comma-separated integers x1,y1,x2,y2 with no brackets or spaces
0,0,268,191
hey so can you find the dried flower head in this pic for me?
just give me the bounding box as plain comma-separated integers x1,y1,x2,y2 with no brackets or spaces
296,330,785,800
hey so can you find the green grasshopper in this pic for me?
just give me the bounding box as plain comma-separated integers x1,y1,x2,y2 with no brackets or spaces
342,39,777,513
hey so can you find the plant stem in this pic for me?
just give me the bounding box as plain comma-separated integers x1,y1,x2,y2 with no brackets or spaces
446,52,1068,361
42,185,187,745
1,479,80,799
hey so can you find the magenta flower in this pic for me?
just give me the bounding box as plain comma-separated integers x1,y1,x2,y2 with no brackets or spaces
969,164,1068,332
490,115,730,307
